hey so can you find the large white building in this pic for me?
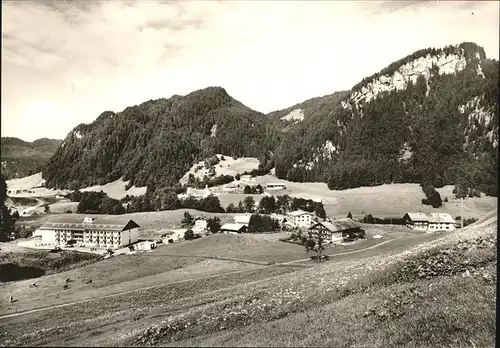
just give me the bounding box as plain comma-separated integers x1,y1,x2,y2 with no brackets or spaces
38,216,140,249
286,210,316,228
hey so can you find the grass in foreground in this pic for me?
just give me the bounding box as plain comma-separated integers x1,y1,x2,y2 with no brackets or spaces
0,265,304,346
131,234,496,347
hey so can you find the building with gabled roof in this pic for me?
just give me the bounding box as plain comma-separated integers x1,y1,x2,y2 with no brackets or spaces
428,213,456,231
309,218,365,243
403,212,456,232
37,216,140,249
403,212,430,231
286,209,316,228
219,223,247,234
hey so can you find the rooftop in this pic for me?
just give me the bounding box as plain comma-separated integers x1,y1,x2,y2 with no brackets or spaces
38,216,140,231
405,212,431,222
428,213,455,224
219,223,247,231
287,210,314,217
310,218,360,233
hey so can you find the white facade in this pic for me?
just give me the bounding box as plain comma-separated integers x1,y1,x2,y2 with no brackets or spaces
265,183,286,190
286,210,315,228
193,219,208,234
404,212,456,232
41,229,57,245
38,218,140,249
185,186,212,198
135,241,156,251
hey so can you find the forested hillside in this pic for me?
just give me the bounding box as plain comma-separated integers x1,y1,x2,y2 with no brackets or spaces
42,87,280,192
266,91,349,132
272,42,498,196
1,137,61,180
40,42,497,198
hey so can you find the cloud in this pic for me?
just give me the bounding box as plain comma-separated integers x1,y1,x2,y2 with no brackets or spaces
1,0,499,141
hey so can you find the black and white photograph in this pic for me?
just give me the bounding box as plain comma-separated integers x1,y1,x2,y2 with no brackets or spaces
0,0,498,346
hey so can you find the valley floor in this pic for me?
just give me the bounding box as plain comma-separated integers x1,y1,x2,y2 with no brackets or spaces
1,214,495,347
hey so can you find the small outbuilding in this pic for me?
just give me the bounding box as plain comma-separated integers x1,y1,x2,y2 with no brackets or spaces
135,240,156,251
219,223,247,234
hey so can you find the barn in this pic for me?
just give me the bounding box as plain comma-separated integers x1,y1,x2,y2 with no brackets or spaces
219,223,247,234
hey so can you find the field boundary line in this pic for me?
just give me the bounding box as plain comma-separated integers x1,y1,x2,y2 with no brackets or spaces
280,238,395,264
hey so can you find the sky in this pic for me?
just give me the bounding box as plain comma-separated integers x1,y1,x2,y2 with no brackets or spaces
1,0,499,141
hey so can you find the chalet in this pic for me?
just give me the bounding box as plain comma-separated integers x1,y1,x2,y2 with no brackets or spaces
309,218,365,243
403,213,430,231
265,183,286,190
286,210,316,228
428,213,456,231
219,223,247,234
234,214,251,226
37,216,140,249
403,212,456,232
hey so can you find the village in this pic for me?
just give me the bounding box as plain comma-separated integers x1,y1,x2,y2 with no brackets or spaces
18,180,461,258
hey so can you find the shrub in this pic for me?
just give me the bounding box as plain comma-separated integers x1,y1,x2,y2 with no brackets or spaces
248,214,280,233
184,229,195,240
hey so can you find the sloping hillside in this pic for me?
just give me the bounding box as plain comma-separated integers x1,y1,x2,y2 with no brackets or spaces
133,211,498,347
1,137,61,180
266,91,349,132
273,42,498,196
42,87,280,192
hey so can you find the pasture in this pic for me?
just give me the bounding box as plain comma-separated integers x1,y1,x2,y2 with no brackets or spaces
178,155,260,185
236,176,496,219
1,213,494,347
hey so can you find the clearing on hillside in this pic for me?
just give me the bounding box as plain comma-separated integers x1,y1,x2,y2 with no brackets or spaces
80,177,147,200
179,154,260,185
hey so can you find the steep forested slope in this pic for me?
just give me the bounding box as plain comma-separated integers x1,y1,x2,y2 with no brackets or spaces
1,137,61,179
266,91,349,132
272,42,498,196
42,87,280,192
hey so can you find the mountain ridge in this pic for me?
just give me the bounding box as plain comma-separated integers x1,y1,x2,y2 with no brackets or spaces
1,137,62,180
43,86,280,191
272,42,498,196
39,42,498,198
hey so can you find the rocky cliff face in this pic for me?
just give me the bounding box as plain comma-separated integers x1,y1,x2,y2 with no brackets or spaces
345,53,467,108
273,42,498,194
